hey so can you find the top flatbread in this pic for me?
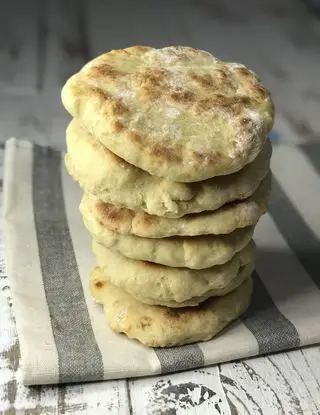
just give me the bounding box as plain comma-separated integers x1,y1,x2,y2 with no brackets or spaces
66,120,272,218
61,46,274,182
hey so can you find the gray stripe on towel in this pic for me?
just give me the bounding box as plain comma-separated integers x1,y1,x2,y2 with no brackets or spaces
269,176,320,288
242,271,300,354
154,344,205,374
301,143,320,175
32,145,104,383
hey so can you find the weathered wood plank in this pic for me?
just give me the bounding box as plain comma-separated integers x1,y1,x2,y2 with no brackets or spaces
301,346,320,391
219,350,320,414
129,367,231,415
0,0,91,150
0,0,39,95
39,0,94,148
53,381,130,414
86,0,191,55
42,0,91,91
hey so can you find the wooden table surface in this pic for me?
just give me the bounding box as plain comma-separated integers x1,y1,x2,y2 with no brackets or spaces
1,0,320,413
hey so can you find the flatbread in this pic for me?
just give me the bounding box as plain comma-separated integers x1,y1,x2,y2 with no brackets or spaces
67,119,272,217
85,213,254,268
62,46,274,182
90,266,253,347
92,239,255,306
81,173,270,239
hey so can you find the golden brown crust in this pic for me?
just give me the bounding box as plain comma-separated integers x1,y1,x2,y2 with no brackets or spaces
89,266,253,347
85,173,271,238
86,63,127,80
92,239,255,307
96,201,131,228
66,119,272,217
62,46,274,182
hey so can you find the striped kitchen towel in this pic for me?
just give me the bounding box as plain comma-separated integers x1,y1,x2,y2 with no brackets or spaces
3,138,320,385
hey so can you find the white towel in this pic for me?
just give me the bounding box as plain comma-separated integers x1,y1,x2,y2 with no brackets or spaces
4,138,320,385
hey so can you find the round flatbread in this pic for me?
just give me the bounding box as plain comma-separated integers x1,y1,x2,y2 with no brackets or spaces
92,239,255,306
90,266,253,347
62,46,274,182
84,212,254,268
80,173,270,240
66,120,272,217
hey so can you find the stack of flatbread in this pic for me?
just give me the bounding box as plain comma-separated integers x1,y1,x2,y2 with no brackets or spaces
61,46,274,347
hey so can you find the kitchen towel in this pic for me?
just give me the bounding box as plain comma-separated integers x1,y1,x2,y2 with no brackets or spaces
3,138,320,385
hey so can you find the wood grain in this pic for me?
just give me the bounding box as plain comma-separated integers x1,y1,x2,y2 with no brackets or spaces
1,0,320,413
220,353,320,414
128,368,231,414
